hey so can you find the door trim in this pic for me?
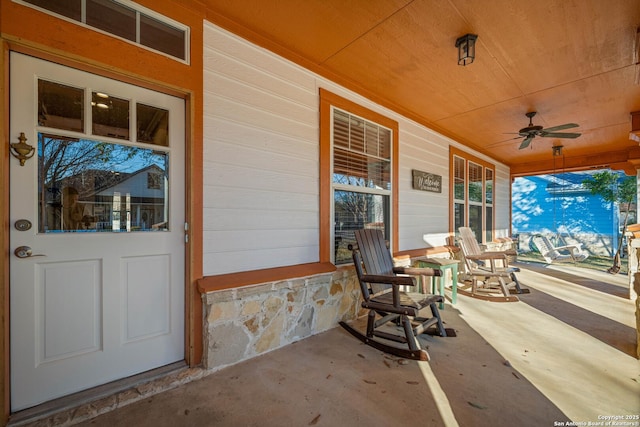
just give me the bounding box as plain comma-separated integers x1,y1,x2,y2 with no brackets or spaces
1,42,202,417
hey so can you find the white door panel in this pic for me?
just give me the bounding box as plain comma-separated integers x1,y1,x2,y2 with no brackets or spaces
10,53,185,410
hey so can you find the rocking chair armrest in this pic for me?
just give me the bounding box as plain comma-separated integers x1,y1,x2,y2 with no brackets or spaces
394,266,442,277
360,274,415,287
467,252,508,261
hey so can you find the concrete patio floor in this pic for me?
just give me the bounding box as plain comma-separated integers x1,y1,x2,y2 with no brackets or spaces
12,262,640,426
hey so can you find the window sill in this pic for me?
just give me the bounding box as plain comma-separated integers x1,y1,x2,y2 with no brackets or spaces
196,262,337,294
394,246,459,259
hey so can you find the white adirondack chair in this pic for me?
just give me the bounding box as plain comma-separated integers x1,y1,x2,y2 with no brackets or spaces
531,234,589,264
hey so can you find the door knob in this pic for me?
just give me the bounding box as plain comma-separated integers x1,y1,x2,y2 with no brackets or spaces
14,246,46,258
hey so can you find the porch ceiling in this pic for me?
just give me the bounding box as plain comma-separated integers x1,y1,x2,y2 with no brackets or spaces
204,0,640,176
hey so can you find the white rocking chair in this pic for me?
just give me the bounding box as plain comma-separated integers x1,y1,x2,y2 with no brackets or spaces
457,227,528,302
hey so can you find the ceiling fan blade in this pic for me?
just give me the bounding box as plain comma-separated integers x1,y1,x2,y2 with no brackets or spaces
540,132,581,138
519,135,534,149
542,123,579,132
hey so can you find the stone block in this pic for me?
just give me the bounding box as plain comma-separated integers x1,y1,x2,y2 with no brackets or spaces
202,289,235,305
51,410,73,425
206,322,251,368
315,303,339,332
287,305,314,340
329,282,343,296
207,300,238,323
116,388,142,405
262,295,284,327
244,317,260,335
92,395,118,414
241,300,261,316
286,287,304,304
306,274,332,288
255,311,284,353
277,277,306,290
311,286,329,302
236,283,271,299
339,291,357,320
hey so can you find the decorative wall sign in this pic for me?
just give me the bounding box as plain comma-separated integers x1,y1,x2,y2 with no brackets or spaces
412,169,442,193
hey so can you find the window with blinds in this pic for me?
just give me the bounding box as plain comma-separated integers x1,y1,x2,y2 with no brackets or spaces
332,108,392,264
332,110,391,189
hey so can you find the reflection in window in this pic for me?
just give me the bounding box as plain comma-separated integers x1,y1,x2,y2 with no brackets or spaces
468,162,483,203
469,204,483,241
450,149,495,242
137,103,169,146
38,80,84,132
334,190,389,264
92,92,130,139
38,133,169,233
453,156,465,233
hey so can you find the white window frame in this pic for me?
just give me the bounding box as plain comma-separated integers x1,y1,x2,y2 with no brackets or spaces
451,150,495,243
330,106,393,264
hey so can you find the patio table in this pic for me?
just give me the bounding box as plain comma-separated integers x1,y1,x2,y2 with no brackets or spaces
413,257,459,309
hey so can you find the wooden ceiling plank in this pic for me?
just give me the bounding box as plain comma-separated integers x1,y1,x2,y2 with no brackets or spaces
202,0,640,174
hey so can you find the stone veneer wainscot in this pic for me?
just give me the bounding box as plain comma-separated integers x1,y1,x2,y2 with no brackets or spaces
202,268,361,370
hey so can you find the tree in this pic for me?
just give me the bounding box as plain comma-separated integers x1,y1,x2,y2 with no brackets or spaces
582,170,637,274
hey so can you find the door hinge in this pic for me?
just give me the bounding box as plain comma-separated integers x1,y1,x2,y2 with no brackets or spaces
184,222,189,244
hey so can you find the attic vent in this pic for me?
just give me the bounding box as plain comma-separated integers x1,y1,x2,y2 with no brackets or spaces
16,0,189,63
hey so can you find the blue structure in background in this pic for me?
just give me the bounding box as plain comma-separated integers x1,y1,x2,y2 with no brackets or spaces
512,170,623,257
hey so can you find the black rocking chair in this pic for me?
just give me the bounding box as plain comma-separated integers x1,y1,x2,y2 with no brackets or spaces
339,229,454,361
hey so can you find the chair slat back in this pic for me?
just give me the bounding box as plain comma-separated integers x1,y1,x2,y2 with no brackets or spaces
456,231,479,271
354,229,394,294
459,227,483,256
532,235,560,260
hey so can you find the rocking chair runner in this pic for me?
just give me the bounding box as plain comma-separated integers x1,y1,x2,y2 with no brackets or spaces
531,234,589,264
339,229,454,361
457,227,528,302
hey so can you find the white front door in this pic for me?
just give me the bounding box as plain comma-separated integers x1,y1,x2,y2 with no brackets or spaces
9,53,185,411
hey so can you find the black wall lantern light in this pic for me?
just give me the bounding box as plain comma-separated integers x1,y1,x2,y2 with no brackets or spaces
455,33,478,66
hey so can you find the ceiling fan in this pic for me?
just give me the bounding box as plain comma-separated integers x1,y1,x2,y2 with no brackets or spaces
516,111,581,150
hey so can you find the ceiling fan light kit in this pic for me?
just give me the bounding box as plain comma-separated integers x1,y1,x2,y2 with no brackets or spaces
630,111,640,143
516,111,581,150
552,145,563,157
455,33,477,66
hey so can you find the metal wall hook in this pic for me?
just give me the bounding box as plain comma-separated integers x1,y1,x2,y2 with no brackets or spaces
10,132,35,166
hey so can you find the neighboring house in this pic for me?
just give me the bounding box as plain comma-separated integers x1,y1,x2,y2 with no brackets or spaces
512,170,635,257
45,165,167,232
